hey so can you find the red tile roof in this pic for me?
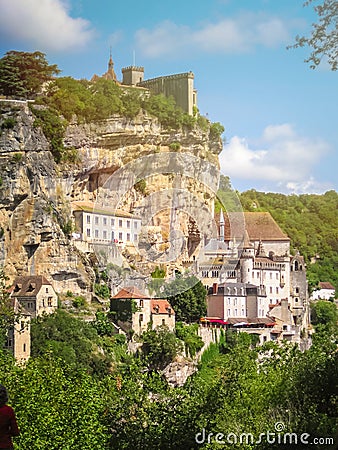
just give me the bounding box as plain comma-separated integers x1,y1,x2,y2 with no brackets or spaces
112,286,150,299
150,299,174,315
319,282,335,290
217,212,289,242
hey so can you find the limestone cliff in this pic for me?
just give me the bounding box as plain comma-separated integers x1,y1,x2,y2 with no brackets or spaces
0,100,222,295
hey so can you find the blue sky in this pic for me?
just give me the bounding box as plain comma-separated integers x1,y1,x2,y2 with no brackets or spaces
0,0,337,194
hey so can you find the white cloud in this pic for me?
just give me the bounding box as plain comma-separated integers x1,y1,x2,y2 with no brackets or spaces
0,0,94,52
219,124,331,193
135,13,291,58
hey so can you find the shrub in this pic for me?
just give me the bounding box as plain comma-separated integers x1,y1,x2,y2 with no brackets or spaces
12,152,23,163
72,295,86,308
1,117,16,129
134,179,147,195
210,121,225,139
169,141,181,151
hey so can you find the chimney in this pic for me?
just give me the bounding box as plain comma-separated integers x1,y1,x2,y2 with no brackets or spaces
213,283,218,295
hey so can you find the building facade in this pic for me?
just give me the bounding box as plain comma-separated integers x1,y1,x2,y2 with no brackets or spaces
201,211,309,344
72,201,141,251
110,286,175,336
10,275,58,319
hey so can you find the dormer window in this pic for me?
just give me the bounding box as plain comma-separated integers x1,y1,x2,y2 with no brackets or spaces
27,283,35,292
14,284,21,293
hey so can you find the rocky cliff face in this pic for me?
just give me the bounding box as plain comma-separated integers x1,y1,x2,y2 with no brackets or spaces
0,100,222,295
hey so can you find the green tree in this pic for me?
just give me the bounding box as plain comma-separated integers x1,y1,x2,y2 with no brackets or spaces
141,325,183,370
163,275,207,322
0,269,17,345
290,0,338,70
311,300,338,327
31,309,112,376
0,51,60,98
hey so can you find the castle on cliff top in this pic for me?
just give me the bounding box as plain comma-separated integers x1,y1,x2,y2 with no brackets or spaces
91,51,198,115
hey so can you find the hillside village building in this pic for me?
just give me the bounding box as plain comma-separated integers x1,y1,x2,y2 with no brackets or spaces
10,275,58,319
6,275,58,361
92,53,197,115
72,201,141,256
200,211,310,344
310,281,335,300
110,286,175,336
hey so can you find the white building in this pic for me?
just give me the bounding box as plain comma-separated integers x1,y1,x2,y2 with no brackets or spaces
311,282,335,300
72,201,141,250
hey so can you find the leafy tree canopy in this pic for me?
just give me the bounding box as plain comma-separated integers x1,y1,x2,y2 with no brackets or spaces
0,51,60,98
290,0,338,70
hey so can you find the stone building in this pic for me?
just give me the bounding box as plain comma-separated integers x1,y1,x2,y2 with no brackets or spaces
110,286,175,336
10,275,58,319
201,211,309,344
4,298,31,362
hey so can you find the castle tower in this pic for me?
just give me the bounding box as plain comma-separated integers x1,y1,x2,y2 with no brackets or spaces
122,65,145,86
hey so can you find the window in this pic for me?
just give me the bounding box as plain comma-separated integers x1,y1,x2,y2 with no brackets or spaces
20,321,25,330
227,309,231,316
234,309,238,316
103,217,107,225
119,219,123,227
270,272,272,279
162,319,166,325
46,287,49,293
276,287,279,294
23,343,26,352
95,216,99,225
227,297,231,305
241,309,245,316
270,287,273,294
48,297,52,307
134,221,138,229
234,298,237,306
111,218,115,226
139,314,143,322
127,233,131,241
86,228,91,237
94,229,99,238
127,220,130,228
5,338,12,348
86,215,91,224
257,272,259,278
134,234,138,241
140,299,144,308
119,232,123,241
276,273,279,279
111,231,115,240
103,230,107,239
295,287,299,294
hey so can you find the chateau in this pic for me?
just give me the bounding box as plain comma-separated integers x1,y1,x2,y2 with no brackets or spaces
199,211,310,344
92,52,198,115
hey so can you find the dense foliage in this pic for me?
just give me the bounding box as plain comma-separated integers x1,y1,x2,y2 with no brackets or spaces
30,309,117,376
1,311,336,449
0,51,59,98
